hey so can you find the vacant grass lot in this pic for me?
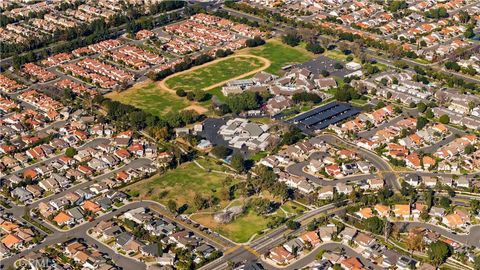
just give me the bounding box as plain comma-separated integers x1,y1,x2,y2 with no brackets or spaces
247,40,315,74
123,158,237,214
165,56,265,91
192,209,272,243
105,81,188,116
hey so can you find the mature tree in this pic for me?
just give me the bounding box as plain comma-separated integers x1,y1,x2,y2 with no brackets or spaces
445,61,461,72
416,117,428,130
292,92,322,104
286,220,300,230
464,27,475,39
425,108,434,119
231,154,246,173
333,62,344,70
306,42,324,54
465,144,476,155
282,31,301,47
364,216,384,234
417,102,427,113
320,70,330,77
406,229,425,254
271,182,290,202
219,187,231,201
471,200,480,215
211,145,231,159
192,193,207,210
439,196,451,209
280,126,305,145
246,36,265,47
65,147,77,158
225,91,261,113
439,114,450,124
428,241,451,266
424,189,434,209
387,0,407,12
167,199,177,214
176,89,187,97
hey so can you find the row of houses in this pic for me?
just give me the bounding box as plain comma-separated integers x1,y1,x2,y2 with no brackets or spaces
0,215,40,257
91,207,219,266
0,74,26,93
21,63,58,83
102,45,164,70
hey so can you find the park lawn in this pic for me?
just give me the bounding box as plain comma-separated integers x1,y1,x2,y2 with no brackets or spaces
207,86,226,103
323,49,359,62
247,40,314,74
105,81,189,116
196,157,230,172
165,56,264,91
351,98,369,106
192,209,273,243
282,200,307,216
123,158,237,214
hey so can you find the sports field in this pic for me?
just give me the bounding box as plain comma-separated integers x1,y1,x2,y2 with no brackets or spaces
164,55,268,91
105,39,315,115
105,81,189,116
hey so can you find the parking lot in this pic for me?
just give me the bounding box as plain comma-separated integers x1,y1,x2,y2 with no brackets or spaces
296,55,350,78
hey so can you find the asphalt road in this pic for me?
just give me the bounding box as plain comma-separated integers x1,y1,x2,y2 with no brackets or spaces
316,134,401,191
1,201,150,269
5,158,153,220
11,137,111,176
286,242,382,270
395,221,480,249
200,203,343,270
286,161,377,186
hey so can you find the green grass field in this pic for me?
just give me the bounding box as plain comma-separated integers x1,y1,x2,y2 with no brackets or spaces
123,158,237,214
192,209,273,243
106,39,315,115
247,40,315,74
165,56,265,91
105,82,188,116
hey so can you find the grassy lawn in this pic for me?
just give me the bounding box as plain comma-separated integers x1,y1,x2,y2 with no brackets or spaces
249,151,268,162
351,98,369,106
207,86,226,103
105,82,188,116
413,58,432,64
165,56,265,91
281,200,307,215
247,40,314,74
324,49,350,62
123,158,237,214
192,209,273,243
